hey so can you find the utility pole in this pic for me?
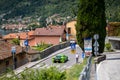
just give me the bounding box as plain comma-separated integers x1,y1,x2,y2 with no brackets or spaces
24,31,29,51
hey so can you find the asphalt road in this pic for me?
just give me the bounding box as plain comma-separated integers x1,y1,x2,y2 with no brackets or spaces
33,45,83,70
97,53,120,80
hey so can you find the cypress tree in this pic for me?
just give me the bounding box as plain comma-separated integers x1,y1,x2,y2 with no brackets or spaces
76,0,106,53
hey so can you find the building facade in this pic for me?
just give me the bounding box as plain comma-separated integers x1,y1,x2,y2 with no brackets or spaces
66,20,76,40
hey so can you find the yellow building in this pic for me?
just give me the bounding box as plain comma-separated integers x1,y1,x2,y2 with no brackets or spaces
66,20,76,40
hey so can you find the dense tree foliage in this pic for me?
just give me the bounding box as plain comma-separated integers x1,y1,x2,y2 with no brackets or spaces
0,0,78,19
0,0,120,24
11,38,20,45
76,0,106,53
105,0,120,22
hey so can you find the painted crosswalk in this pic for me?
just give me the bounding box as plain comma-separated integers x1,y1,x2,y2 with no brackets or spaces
33,63,72,71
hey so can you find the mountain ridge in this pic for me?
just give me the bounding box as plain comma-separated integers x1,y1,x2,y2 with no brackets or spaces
0,0,120,24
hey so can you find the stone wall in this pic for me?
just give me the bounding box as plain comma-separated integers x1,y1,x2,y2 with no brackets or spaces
109,40,120,50
40,41,70,59
30,41,70,61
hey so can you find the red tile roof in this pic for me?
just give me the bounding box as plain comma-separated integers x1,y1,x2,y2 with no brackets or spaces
0,40,23,60
18,31,34,39
3,31,34,40
3,33,17,39
34,25,65,36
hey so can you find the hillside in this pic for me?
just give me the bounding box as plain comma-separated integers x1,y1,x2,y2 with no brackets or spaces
0,0,78,19
0,0,120,25
105,0,120,22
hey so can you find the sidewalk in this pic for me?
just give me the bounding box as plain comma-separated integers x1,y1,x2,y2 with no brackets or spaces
89,64,95,80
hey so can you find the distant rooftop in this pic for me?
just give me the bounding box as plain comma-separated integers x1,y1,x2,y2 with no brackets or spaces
34,25,66,36
0,40,22,60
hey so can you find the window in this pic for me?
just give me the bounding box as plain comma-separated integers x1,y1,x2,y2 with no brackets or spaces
68,28,71,34
6,60,9,66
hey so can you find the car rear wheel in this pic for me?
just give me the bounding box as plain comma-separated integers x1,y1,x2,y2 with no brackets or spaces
53,60,56,63
58,61,61,63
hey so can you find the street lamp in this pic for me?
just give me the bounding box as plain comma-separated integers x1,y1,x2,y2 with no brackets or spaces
11,46,16,69
24,39,29,51
24,30,29,51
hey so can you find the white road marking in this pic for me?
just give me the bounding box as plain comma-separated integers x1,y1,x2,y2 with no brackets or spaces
66,66,72,69
33,64,41,69
59,65,67,70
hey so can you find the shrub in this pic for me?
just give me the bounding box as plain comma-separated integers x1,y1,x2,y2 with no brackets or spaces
11,38,20,45
0,67,66,80
105,43,111,51
32,41,53,51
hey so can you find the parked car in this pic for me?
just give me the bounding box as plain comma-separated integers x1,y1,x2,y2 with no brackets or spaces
52,54,68,63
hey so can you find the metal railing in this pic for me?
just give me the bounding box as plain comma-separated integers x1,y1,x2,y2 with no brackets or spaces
79,54,93,80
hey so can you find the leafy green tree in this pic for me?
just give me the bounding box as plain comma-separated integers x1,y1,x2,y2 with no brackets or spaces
76,0,106,53
40,17,47,27
105,0,120,21
11,38,20,45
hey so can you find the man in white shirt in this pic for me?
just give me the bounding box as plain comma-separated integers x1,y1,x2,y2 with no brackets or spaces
76,53,79,63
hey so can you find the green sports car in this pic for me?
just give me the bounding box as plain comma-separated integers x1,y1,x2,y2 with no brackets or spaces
52,54,68,63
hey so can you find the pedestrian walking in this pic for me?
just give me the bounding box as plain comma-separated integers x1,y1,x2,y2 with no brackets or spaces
76,53,79,63
81,52,85,63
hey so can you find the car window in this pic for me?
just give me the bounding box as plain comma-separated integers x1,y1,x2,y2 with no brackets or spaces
56,56,61,59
